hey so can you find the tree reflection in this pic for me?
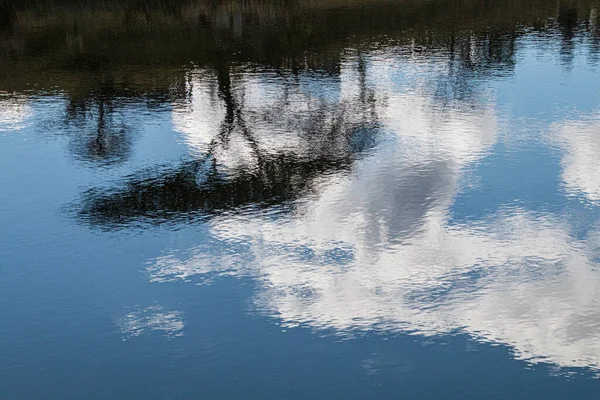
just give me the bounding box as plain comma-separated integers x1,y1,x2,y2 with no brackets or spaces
78,54,382,227
46,71,188,166
64,90,134,166
0,0,598,224
433,31,518,104
64,0,600,227
558,1,580,68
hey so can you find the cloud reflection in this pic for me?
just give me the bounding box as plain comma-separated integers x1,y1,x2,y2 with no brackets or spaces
0,94,31,132
118,306,185,339
555,114,600,202
151,87,600,372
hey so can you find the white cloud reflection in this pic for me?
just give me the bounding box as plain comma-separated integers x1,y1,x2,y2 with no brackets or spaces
0,95,32,133
119,306,185,339
161,57,600,373
554,114,600,203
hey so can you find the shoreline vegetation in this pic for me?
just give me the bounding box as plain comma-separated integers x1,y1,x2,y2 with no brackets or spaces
0,0,598,92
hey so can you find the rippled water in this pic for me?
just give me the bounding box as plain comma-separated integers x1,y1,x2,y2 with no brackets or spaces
2,0,600,398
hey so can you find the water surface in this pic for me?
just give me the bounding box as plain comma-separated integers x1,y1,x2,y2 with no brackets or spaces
2,0,600,398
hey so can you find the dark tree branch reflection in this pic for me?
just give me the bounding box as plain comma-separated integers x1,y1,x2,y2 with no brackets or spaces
65,90,134,166
78,55,382,228
1,0,598,227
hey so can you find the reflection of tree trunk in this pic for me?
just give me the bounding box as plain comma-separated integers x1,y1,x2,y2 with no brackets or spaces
358,52,367,119
93,97,106,156
213,55,264,163
357,52,377,121
215,58,234,128
558,1,579,67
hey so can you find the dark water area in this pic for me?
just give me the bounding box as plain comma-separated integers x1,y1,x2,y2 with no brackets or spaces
1,0,600,398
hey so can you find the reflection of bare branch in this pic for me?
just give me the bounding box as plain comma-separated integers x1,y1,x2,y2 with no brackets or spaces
77,59,383,228
236,107,265,163
62,91,135,167
59,0,600,230
77,152,354,228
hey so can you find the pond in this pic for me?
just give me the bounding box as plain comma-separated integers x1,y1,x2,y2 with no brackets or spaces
1,0,600,398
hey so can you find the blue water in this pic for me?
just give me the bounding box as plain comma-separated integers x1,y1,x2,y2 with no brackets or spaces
2,1,600,398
